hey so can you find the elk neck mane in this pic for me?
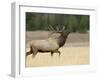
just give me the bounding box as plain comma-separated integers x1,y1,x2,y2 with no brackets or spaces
57,32,70,47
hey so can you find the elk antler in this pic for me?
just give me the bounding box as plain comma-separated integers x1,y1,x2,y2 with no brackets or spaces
55,25,65,32
62,25,65,31
48,25,66,37
56,25,60,31
48,25,55,31
48,25,55,37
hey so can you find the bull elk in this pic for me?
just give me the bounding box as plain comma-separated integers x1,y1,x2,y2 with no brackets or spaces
26,25,70,57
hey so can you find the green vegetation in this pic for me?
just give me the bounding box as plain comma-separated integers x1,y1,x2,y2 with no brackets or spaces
26,12,89,33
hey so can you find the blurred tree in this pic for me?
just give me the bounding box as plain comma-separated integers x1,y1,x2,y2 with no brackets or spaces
78,16,89,33
67,15,79,32
26,12,89,33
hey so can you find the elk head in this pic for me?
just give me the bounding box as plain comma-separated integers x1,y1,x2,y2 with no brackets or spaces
48,25,70,47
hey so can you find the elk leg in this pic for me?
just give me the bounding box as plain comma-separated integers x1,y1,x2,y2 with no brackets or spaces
54,50,61,56
57,51,61,56
26,51,32,56
26,46,33,56
32,50,38,58
31,46,38,58
51,51,54,56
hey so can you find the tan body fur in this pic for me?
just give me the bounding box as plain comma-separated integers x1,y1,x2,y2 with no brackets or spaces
30,38,59,51
26,26,70,57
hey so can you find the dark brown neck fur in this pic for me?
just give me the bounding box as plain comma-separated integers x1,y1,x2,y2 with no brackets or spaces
57,32,70,47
